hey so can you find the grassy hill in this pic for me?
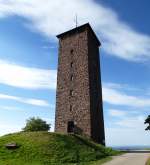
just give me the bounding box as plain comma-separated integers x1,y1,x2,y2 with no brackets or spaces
0,132,119,165
146,158,150,165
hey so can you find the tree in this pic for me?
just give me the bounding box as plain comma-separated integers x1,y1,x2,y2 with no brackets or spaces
144,115,150,130
23,117,51,132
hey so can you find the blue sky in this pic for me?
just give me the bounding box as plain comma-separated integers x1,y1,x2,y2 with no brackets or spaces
0,0,150,147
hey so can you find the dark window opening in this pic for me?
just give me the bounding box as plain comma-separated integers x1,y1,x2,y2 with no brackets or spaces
70,75,73,81
70,90,73,96
67,121,74,133
71,62,73,68
70,105,73,112
70,49,74,54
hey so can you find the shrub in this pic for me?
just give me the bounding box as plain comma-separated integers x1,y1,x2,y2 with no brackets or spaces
23,117,50,132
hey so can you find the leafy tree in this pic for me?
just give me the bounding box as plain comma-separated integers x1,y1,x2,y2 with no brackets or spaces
144,115,150,130
23,117,51,132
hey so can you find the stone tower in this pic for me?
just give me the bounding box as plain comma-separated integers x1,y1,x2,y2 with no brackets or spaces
55,23,105,145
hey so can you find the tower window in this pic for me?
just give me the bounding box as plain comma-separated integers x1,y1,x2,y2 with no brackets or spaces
70,105,73,112
70,90,73,96
71,62,73,68
70,75,73,81
70,49,74,54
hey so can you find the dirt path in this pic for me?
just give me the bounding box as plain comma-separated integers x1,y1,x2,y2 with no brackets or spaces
103,153,150,165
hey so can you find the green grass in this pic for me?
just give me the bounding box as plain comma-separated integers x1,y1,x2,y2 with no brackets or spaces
0,132,119,165
146,158,150,165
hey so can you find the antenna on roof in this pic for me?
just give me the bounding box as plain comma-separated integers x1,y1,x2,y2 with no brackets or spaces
74,14,78,28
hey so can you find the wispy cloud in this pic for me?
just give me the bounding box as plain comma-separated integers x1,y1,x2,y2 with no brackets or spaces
108,108,146,129
104,83,150,146
42,45,56,50
109,109,127,118
43,118,55,132
0,93,49,107
105,126,150,146
115,115,145,129
0,0,150,61
0,106,22,111
0,104,55,111
106,108,149,146
0,119,54,136
103,83,150,107
0,59,57,89
0,124,22,136
103,82,142,92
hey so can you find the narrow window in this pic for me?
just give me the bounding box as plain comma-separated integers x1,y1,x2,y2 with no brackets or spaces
70,75,73,81
70,90,73,96
71,62,73,68
70,105,73,112
70,49,74,54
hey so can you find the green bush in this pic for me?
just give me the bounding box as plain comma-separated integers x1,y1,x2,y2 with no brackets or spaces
22,117,50,132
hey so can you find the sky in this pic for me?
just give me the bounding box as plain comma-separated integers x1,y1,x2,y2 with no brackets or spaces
0,0,150,147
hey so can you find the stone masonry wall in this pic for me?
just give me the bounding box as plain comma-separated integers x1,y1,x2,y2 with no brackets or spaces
88,29,105,144
55,25,105,144
55,28,91,137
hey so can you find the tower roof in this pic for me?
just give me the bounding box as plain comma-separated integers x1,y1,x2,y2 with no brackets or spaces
56,23,101,46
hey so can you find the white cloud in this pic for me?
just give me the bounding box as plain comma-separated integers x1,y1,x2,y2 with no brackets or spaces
0,117,24,136
0,59,57,89
0,104,55,112
109,109,127,117
115,115,145,129
103,82,142,92
108,108,146,130
103,84,150,107
0,118,54,136
0,124,22,136
0,106,22,111
0,0,150,61
42,45,56,50
104,83,150,146
0,93,49,107
106,108,150,146
106,127,150,146
43,118,55,132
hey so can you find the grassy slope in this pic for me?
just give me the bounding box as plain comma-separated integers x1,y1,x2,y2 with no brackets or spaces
146,158,150,165
0,132,119,165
